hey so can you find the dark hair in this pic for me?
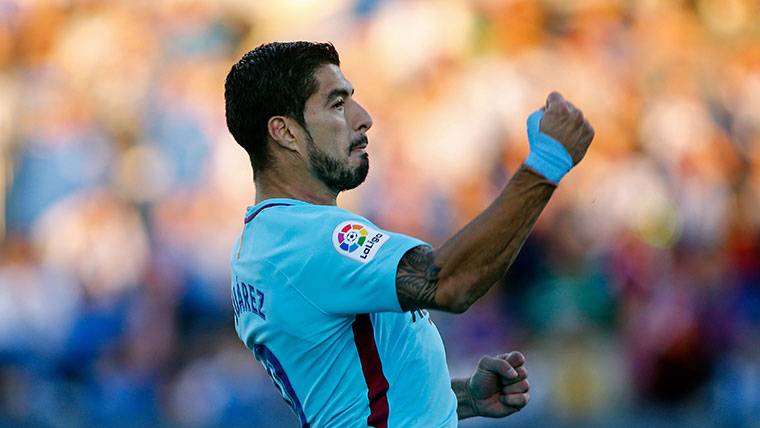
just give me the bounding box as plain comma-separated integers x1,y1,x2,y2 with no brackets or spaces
224,41,340,174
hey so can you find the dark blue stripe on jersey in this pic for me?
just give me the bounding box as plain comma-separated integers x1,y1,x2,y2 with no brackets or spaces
244,203,293,223
253,344,310,428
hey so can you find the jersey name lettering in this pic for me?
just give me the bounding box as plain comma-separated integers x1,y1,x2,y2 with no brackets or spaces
232,280,266,321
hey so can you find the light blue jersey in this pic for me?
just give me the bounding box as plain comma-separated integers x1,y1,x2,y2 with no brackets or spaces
230,198,457,427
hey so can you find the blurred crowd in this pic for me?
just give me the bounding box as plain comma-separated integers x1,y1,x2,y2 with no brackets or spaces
1,0,759,426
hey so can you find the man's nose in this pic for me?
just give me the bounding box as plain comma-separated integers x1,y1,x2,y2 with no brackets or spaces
352,101,373,133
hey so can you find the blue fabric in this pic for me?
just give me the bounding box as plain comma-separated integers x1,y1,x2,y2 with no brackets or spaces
253,343,309,427
524,110,574,184
231,199,457,427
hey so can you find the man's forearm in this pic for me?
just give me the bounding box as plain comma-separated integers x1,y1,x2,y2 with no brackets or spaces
433,165,555,312
452,378,477,420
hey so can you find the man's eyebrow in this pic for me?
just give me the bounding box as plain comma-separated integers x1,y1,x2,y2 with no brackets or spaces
325,87,354,105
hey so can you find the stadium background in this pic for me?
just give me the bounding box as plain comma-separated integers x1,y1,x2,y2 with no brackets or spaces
1,0,759,426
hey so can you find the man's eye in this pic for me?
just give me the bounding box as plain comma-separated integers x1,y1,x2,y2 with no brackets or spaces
333,100,345,109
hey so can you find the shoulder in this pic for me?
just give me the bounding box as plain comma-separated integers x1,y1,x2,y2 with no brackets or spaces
255,203,375,235
247,202,380,255
293,205,386,259
251,202,369,226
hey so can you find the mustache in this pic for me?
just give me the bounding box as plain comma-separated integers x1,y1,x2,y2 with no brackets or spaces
350,135,368,151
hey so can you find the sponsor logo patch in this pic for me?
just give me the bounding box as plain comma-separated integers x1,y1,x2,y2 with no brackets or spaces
332,221,389,263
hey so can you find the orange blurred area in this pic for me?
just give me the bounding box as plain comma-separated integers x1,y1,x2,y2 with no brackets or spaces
0,0,759,427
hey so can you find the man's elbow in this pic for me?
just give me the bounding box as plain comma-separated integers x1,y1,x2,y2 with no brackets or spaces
446,301,472,314
435,286,474,314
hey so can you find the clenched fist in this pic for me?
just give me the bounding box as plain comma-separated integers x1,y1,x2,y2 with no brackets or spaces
467,351,530,418
525,91,595,183
539,91,594,165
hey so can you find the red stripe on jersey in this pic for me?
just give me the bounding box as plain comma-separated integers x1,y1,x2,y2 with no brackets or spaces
352,314,390,428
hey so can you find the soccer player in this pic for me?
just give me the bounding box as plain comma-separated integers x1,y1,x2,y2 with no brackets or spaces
224,42,593,427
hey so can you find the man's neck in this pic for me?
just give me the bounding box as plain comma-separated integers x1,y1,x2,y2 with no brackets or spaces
254,170,338,206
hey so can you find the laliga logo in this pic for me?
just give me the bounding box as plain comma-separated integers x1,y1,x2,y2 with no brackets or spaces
337,223,368,253
334,221,388,262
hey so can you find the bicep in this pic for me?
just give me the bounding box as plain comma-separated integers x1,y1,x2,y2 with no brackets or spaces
396,245,443,311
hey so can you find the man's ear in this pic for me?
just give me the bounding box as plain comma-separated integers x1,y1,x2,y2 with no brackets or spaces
267,116,300,152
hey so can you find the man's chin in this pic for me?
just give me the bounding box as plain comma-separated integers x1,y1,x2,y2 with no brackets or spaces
349,150,369,162
310,147,369,193
338,158,369,191
352,153,369,166
347,153,369,171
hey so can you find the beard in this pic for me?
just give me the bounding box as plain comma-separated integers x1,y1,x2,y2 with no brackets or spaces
306,133,369,193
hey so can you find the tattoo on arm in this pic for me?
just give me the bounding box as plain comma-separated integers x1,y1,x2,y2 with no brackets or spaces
396,245,441,311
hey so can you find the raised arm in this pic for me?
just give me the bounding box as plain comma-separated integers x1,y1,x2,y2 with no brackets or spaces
396,92,594,313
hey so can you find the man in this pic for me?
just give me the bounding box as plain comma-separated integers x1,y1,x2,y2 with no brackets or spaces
224,41,593,427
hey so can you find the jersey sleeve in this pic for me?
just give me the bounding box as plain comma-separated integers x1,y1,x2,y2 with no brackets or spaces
286,210,428,315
